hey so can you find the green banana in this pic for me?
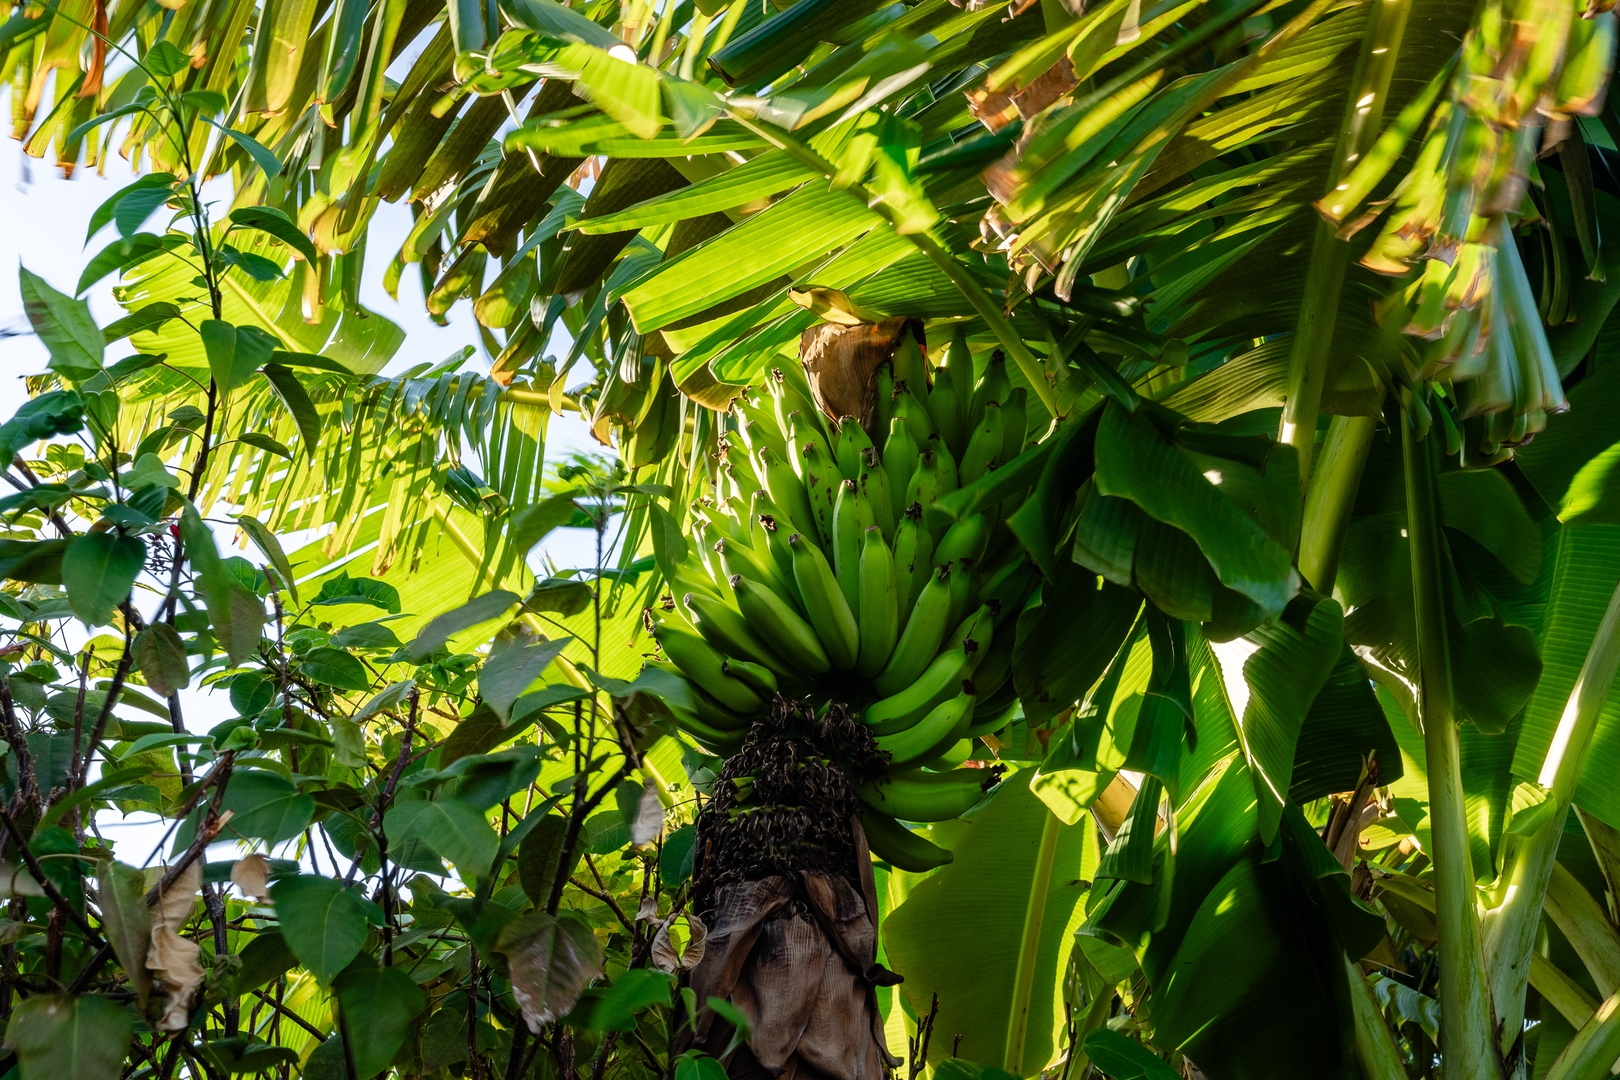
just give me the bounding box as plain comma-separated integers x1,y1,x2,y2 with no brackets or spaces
790,413,840,544
904,450,945,511
668,702,749,752
864,646,971,734
737,394,788,460
650,621,766,713
926,353,966,458
876,562,954,696
890,333,927,389
881,418,919,523
877,689,975,766
917,739,974,772
831,480,864,615
934,514,990,567
959,400,1005,486
717,536,795,608
645,659,753,731
722,438,762,496
857,447,896,537
892,382,937,447
730,573,832,675
834,415,875,482
966,684,1019,738
723,657,779,700
749,491,804,605
788,411,821,482
874,366,896,443
892,507,935,619
856,526,899,679
925,435,959,494
787,533,860,670
855,766,997,822
970,348,1010,421
758,444,817,539
953,603,995,674
974,554,1034,616
682,591,792,676
769,364,821,440
999,387,1028,464
946,555,974,625
859,809,953,872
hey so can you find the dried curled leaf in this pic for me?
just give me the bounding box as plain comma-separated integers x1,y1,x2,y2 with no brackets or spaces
230,854,272,902
495,911,604,1032
628,779,665,847
147,861,203,1032
651,913,707,973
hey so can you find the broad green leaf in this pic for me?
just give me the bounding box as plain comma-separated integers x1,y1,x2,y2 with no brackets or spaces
332,965,426,1078
1093,404,1298,619
261,362,323,453
1014,565,1140,727
223,770,315,845
299,647,372,692
517,814,575,905
21,268,103,379
133,623,190,696
1235,598,1343,843
574,153,815,233
495,911,605,1030
144,40,189,75
62,533,145,625
618,183,882,333
510,494,579,554
884,777,1086,1074
237,514,300,603
386,798,500,878
675,1051,729,1080
481,635,572,721
2,994,133,1080
1560,441,1620,524
229,206,319,264
408,590,520,662
524,577,593,617
269,874,369,984
1081,1029,1180,1080
200,319,275,396
76,234,165,295
0,390,84,462
566,970,675,1032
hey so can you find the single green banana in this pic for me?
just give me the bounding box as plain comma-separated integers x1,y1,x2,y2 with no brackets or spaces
669,705,749,752
682,591,792,676
864,647,971,734
890,333,927,389
834,415,875,482
759,444,817,540
859,808,953,872
945,554,974,625
942,327,976,404
874,564,954,696
769,364,821,440
934,514,990,567
970,348,1010,422
717,535,796,608
959,400,1005,486
892,382,937,447
855,766,997,822
926,355,966,458
737,394,788,461
925,434,959,494
722,438,762,496
723,657,779,700
800,433,842,544
966,683,1019,738
696,498,750,547
831,480,864,615
857,447,896,537
877,689,975,767
953,603,995,674
881,418,920,523
916,738,973,772
999,387,1028,464
874,366,896,444
856,526,899,679
650,621,765,713
787,533,860,670
749,491,804,605
904,450,944,512
730,573,832,676
892,507,935,619
788,410,821,482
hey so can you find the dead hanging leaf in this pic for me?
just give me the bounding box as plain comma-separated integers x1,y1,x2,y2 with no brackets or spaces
636,895,660,922
628,779,665,847
147,861,203,1032
0,863,45,898
230,854,272,902
77,0,108,98
651,913,707,973
495,911,604,1032
797,317,912,435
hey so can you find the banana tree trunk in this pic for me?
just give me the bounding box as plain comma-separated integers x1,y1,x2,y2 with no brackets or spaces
682,700,901,1080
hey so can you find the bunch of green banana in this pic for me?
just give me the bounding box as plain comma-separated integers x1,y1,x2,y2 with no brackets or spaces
644,329,1039,866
